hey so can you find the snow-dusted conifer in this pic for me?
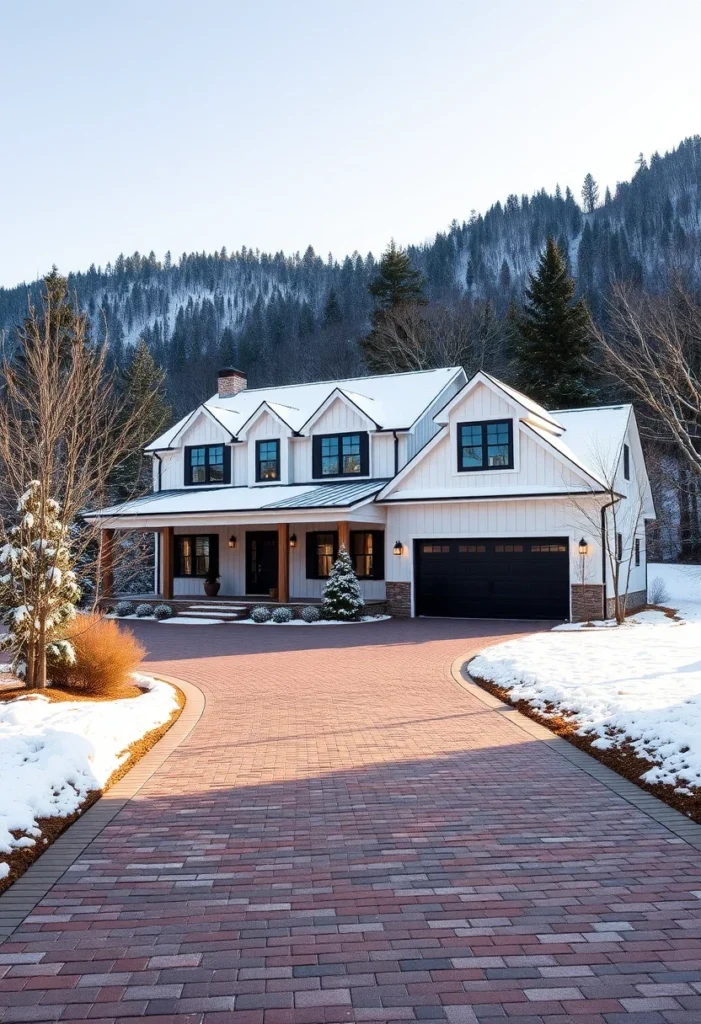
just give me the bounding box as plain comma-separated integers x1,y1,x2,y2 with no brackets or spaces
321,545,364,621
0,481,80,686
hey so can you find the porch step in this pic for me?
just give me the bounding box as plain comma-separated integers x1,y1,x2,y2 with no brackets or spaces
187,603,247,612
178,609,245,621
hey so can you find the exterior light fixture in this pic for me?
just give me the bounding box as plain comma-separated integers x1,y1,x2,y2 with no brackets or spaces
228,535,237,549
578,537,588,555
393,540,403,556
289,533,297,548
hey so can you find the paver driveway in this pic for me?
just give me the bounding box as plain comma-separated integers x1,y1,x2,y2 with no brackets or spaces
1,618,701,1024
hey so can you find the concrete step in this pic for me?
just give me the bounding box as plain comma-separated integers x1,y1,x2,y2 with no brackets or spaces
179,609,244,621
187,603,248,612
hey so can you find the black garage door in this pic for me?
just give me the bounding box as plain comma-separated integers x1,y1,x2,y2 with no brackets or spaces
415,537,569,620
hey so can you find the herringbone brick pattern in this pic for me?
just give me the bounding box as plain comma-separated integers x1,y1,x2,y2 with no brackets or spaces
1,618,700,1024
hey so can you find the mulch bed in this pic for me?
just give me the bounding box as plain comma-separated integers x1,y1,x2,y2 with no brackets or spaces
0,681,185,896
470,673,701,825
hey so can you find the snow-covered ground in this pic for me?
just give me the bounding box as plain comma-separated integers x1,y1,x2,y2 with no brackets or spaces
469,564,701,794
0,675,178,878
234,614,391,626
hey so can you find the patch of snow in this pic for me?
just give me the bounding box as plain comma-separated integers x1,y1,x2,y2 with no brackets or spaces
649,562,701,603
469,576,701,793
0,675,178,870
233,615,391,626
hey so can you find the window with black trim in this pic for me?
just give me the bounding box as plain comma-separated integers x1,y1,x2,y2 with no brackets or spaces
635,537,640,566
458,420,513,472
306,531,338,579
256,439,280,481
623,443,630,480
185,444,230,485
174,534,219,577
350,531,385,580
312,432,369,478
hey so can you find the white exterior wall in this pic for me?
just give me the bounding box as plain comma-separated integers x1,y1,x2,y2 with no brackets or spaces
172,522,385,600
408,371,465,459
244,412,292,485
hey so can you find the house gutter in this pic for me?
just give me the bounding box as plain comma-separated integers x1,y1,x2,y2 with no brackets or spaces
392,431,399,476
600,496,621,620
153,453,162,492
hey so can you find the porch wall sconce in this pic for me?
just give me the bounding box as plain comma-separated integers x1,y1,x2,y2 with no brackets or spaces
228,535,237,549
578,537,588,556
289,533,297,548
393,540,404,556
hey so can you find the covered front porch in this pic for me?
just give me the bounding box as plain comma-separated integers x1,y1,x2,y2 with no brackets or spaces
99,518,387,606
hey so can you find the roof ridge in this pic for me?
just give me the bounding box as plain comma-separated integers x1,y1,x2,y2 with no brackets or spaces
211,365,461,397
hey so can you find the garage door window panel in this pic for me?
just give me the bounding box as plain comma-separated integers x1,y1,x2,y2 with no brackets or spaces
458,419,513,472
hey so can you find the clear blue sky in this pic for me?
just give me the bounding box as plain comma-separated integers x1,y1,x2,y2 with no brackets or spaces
1,0,699,287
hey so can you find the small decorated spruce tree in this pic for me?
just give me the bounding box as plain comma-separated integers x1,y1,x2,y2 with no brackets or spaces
322,545,364,621
0,481,81,687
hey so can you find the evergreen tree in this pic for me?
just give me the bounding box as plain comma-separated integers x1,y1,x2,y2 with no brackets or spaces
368,240,427,309
323,287,343,327
321,545,364,621
115,340,171,498
0,482,80,686
581,173,599,213
362,241,428,372
513,237,593,408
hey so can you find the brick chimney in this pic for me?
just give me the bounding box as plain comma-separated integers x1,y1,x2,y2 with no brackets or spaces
217,367,247,398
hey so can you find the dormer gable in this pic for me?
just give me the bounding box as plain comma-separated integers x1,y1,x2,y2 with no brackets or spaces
178,405,236,447
300,388,380,435
237,401,296,439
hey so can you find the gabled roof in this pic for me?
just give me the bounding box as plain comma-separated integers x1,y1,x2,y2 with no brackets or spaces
548,405,632,484
434,371,563,430
146,366,464,450
298,387,381,432
236,400,297,437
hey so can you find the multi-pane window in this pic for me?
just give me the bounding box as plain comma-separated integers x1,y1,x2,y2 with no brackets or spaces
313,432,367,477
256,439,280,481
186,444,228,485
350,531,385,580
531,543,567,553
316,533,336,578
494,543,523,553
175,534,217,577
458,420,513,472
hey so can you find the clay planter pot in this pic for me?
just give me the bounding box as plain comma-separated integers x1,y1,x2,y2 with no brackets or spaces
204,580,221,597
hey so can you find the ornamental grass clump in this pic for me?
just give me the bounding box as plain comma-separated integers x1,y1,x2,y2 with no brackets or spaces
50,612,146,697
321,545,364,621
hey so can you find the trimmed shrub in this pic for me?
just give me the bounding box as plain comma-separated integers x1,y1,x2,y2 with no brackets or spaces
153,604,173,620
272,606,293,623
648,576,669,606
251,605,272,623
300,605,320,623
135,603,153,618
115,600,136,616
50,612,146,697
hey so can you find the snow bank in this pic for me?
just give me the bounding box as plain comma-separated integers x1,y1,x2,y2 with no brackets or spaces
0,675,178,865
470,567,701,794
649,562,701,603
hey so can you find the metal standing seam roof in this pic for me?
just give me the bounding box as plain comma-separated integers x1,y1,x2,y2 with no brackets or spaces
266,479,390,509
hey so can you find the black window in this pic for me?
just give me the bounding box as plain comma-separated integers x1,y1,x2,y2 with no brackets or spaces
174,534,219,577
185,444,231,485
312,432,369,478
635,537,641,566
623,443,630,480
256,439,280,482
458,420,513,472
350,531,385,580
616,532,623,561
306,531,338,579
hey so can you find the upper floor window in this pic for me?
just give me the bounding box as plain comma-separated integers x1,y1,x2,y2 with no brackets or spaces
312,431,369,478
256,439,280,482
457,420,513,472
623,443,630,480
185,444,231,485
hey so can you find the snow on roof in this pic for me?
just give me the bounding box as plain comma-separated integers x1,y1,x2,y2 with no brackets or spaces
146,366,463,450
482,372,563,429
547,405,632,484
87,480,387,520
381,484,588,502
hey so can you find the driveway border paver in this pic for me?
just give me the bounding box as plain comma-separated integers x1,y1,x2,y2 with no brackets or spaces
0,673,205,943
454,655,701,851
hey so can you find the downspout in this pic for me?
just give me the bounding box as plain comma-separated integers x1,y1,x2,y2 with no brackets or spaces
153,453,162,492
600,497,620,620
392,431,399,476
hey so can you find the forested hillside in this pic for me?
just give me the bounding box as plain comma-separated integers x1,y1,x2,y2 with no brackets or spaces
1,137,700,419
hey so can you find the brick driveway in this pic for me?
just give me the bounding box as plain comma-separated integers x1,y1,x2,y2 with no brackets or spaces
1,617,701,1024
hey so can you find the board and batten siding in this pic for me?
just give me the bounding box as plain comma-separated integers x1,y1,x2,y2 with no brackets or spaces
408,371,465,459
384,498,604,592
171,522,386,600
244,412,292,484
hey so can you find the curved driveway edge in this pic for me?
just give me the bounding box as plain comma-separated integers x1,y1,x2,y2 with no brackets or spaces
452,656,701,853
0,675,205,943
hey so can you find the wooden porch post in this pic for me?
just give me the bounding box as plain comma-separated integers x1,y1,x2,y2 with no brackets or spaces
101,529,114,598
278,523,290,602
338,521,350,554
162,526,174,600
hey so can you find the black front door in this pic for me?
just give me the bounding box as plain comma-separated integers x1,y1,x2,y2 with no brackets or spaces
246,531,279,594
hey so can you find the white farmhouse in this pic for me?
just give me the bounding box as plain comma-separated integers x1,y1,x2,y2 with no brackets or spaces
88,366,654,621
